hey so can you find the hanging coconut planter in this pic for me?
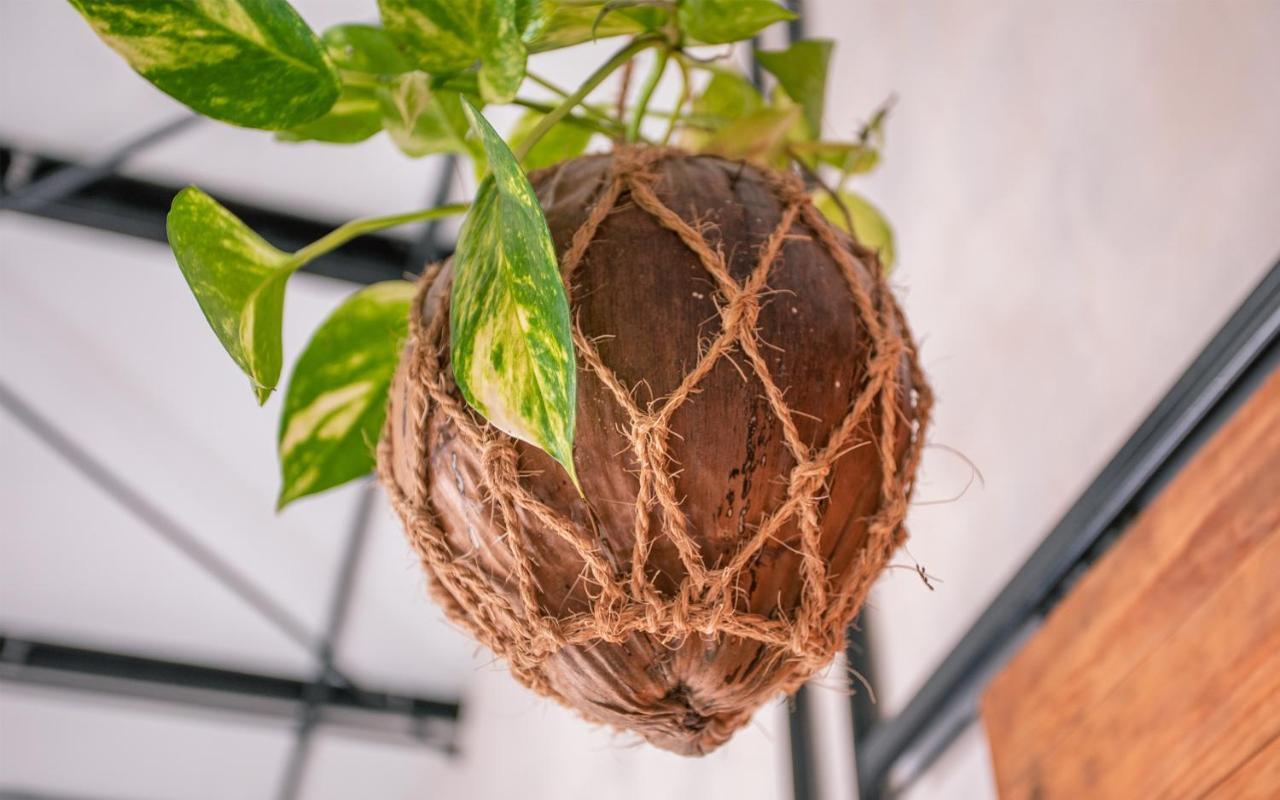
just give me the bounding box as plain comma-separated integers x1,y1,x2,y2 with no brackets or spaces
378,148,929,754
69,0,931,757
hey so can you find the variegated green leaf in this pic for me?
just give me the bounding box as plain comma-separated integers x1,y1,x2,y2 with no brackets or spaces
756,39,833,138
167,187,294,404
523,1,662,52
703,104,801,168
377,0,528,103
677,0,794,45
377,72,473,158
168,190,467,405
277,281,416,508
67,0,340,130
280,24,411,144
451,102,579,488
509,109,594,171
815,189,896,272
790,140,880,175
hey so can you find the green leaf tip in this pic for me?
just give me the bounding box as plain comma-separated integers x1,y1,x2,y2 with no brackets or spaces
166,186,294,405
276,280,417,509
451,101,580,489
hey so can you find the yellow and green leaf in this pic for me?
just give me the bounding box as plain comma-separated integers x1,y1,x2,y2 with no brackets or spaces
815,189,896,272
451,102,579,488
377,72,473,158
378,0,528,103
277,281,416,508
167,187,296,404
67,0,340,130
677,0,794,45
280,24,411,144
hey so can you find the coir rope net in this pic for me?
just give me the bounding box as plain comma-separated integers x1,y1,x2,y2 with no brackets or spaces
377,146,932,715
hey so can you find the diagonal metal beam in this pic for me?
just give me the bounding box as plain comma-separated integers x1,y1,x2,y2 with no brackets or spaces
276,483,380,800
853,257,1280,796
1,116,200,212
0,380,355,689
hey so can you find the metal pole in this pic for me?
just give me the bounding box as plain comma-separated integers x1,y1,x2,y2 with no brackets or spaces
0,381,355,688
2,115,199,212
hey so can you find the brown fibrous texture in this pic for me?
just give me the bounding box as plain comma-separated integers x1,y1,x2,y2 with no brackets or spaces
377,147,932,756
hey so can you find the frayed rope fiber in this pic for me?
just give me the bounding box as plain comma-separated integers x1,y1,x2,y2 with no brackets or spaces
377,147,932,755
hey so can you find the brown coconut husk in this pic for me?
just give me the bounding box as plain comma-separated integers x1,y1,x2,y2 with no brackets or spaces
377,147,932,755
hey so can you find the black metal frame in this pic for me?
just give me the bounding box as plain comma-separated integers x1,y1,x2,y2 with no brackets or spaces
849,257,1280,797
2,120,462,800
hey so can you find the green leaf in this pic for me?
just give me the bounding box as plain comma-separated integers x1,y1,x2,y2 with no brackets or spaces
523,1,658,52
815,190,896,272
704,104,801,167
279,25,416,144
378,0,527,103
510,109,594,171
451,102,579,489
756,39,833,138
67,0,340,130
377,72,472,158
790,140,880,175
677,0,794,45
167,187,295,404
277,280,416,508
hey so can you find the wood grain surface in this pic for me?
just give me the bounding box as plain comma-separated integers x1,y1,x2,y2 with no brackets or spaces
981,366,1280,798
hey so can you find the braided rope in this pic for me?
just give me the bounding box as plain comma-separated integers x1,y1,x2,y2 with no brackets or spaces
376,146,932,708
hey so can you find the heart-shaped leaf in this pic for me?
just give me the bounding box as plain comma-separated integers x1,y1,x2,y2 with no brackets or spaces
277,280,416,508
451,102,579,489
167,187,295,404
677,0,794,45
67,0,340,130
756,39,833,138
378,0,528,103
815,189,896,272
280,25,412,144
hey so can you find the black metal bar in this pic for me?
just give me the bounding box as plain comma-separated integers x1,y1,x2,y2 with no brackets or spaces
854,257,1280,794
0,380,354,687
0,635,457,747
846,611,879,799
1,145,439,286
787,685,815,800
277,484,378,800
1,116,199,212
405,155,458,270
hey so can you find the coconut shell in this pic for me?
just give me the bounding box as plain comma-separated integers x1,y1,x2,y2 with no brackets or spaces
378,148,930,755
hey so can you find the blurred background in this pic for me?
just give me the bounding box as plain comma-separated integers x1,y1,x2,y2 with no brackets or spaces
2,1,1278,798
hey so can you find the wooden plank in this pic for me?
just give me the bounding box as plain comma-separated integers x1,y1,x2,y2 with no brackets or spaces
981,367,1280,798
1208,733,1280,799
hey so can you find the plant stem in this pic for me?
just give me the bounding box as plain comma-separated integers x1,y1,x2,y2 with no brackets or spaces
788,147,854,233
526,72,618,128
660,55,691,146
515,35,662,162
287,203,470,270
627,47,669,143
512,98,622,137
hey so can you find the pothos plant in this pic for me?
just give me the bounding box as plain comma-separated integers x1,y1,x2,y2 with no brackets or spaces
68,0,896,509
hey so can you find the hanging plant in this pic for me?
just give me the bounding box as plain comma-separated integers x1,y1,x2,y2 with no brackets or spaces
70,0,930,755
